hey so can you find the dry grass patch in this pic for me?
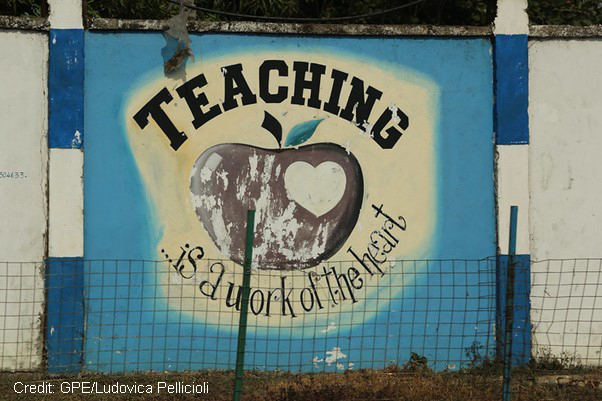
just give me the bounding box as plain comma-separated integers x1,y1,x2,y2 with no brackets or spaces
0,367,600,400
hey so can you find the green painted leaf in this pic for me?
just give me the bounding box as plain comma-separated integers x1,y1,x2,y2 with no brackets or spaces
284,119,324,147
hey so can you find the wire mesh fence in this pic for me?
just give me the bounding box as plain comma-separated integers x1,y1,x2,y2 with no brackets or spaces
0,258,601,398
0,262,44,371
531,258,602,366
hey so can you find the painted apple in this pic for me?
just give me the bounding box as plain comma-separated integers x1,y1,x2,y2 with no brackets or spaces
189,114,363,270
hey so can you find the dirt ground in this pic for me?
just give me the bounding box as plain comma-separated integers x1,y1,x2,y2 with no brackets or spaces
0,367,601,401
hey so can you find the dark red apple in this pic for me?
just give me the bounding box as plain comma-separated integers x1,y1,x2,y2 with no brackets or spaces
190,143,363,270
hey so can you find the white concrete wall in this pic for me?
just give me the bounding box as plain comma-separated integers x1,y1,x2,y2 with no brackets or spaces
0,30,47,370
494,0,528,35
48,149,83,257
48,0,83,29
497,146,530,254
529,39,602,365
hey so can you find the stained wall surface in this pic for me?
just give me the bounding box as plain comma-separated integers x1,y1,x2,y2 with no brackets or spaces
0,30,48,370
529,39,602,364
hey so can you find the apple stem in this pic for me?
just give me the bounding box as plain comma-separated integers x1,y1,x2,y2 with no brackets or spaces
261,111,283,149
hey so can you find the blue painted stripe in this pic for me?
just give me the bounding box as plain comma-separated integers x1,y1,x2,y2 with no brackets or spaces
49,29,84,149
497,254,531,366
495,35,528,145
46,257,84,374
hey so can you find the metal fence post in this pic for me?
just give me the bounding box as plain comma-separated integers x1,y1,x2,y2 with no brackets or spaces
233,209,256,401
502,205,518,401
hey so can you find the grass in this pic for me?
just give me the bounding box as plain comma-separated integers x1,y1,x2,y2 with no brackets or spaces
0,365,601,401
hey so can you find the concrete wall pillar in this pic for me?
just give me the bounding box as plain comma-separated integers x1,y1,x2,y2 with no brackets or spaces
493,0,531,365
494,0,529,255
46,0,85,374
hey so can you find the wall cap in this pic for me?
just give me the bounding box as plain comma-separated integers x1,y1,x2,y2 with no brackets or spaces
0,16,49,31
88,18,493,36
530,25,602,38
2,17,602,38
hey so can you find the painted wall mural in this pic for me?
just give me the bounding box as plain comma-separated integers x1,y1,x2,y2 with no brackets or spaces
84,33,495,372
126,52,436,325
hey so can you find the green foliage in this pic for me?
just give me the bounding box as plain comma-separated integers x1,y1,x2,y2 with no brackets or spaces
528,0,602,25
86,0,174,19
402,352,431,372
463,340,500,374
0,0,41,16
88,0,495,25
530,347,583,372
2,0,601,26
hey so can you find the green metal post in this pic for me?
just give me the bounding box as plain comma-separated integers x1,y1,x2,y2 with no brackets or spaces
502,206,518,401
233,210,255,401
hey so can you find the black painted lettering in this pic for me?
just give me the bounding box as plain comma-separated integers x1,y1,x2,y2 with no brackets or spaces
321,267,339,305
331,266,357,303
222,63,257,111
372,204,406,230
371,106,409,149
264,288,277,317
176,73,222,129
259,60,288,103
279,277,297,318
133,88,187,151
250,289,265,315
375,230,396,251
347,246,385,277
309,274,324,310
300,287,315,312
323,69,348,115
339,77,382,128
291,62,326,109
368,241,386,264
347,267,364,290
181,246,204,279
225,282,242,310
198,262,224,300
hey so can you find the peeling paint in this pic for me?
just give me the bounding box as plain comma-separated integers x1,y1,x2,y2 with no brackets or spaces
313,347,348,369
320,322,337,333
189,142,362,270
71,130,82,148
325,347,347,365
343,140,352,155
388,104,401,124
217,170,229,190
199,152,222,182
210,206,232,256
248,151,259,180
361,121,374,138
235,176,247,201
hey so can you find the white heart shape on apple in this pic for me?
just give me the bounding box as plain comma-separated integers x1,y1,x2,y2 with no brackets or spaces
284,161,346,217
